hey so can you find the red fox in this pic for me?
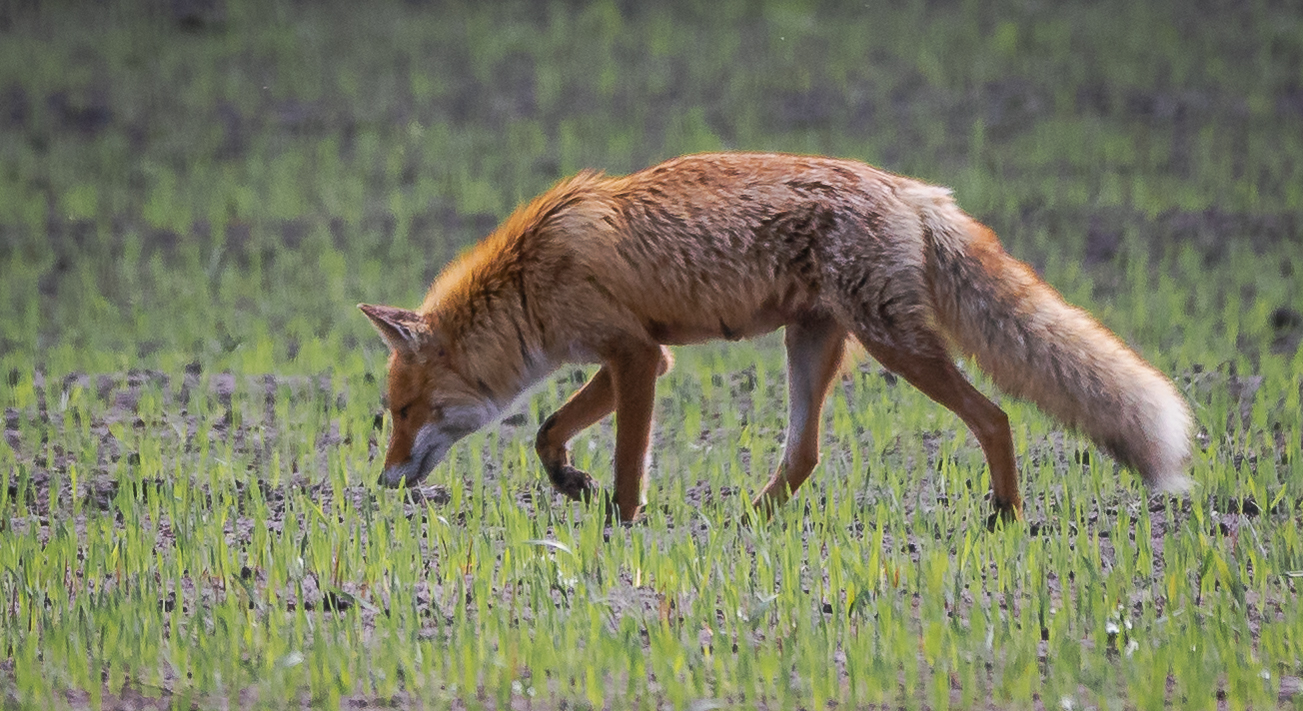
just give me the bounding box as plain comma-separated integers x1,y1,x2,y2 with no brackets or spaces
360,152,1192,523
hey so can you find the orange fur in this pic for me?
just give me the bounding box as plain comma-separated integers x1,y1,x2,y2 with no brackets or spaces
361,152,1192,523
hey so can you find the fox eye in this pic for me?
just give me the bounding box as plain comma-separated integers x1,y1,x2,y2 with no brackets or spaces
396,404,411,420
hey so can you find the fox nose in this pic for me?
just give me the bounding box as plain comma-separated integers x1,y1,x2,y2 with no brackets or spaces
377,465,408,488
377,442,442,488
377,453,424,487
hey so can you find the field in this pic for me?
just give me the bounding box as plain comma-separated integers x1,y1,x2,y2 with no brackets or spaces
2,0,1302,708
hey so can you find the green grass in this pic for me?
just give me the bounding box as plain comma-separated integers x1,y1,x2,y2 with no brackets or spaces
2,0,1302,708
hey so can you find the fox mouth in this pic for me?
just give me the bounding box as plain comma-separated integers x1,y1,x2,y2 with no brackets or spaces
377,446,442,488
377,417,484,489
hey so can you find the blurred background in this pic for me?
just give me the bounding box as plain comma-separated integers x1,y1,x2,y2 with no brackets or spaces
1,0,1299,377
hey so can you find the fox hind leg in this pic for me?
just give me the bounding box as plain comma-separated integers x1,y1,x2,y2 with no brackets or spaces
752,315,848,517
854,331,1023,523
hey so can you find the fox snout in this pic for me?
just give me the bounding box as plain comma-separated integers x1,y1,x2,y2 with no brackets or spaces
375,403,500,488
377,456,432,488
378,422,450,488
377,464,417,488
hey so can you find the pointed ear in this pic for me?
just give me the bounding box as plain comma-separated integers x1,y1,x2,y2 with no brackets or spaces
358,304,438,359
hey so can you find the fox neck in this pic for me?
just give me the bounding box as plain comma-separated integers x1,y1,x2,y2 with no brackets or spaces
432,282,564,416
420,193,588,413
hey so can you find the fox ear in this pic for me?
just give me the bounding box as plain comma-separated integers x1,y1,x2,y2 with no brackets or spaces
358,304,438,359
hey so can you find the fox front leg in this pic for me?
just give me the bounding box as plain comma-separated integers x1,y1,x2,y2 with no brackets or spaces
535,346,672,523
606,343,671,523
535,367,615,502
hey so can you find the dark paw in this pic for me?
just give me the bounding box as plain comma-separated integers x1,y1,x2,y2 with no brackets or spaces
548,464,600,502
604,497,643,526
740,506,768,528
985,502,1022,532
742,492,783,527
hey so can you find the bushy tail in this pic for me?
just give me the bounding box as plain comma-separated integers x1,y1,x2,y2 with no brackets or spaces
906,184,1193,492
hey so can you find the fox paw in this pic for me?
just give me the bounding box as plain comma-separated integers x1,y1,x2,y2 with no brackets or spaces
548,465,599,502
603,497,643,526
985,502,1022,532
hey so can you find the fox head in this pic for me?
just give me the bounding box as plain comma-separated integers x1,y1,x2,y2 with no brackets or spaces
359,303,500,488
